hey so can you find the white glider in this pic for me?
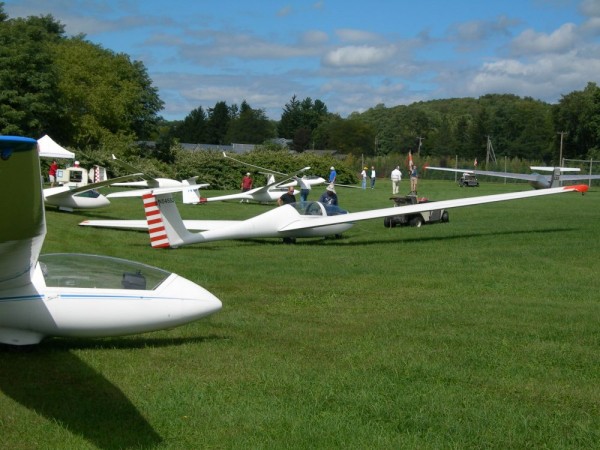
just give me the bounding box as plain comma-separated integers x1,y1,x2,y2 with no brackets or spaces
0,136,221,346
200,152,326,203
44,173,143,211
108,154,208,204
79,182,588,247
426,165,600,189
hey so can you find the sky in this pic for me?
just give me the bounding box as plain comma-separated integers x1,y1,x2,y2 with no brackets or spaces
4,0,600,121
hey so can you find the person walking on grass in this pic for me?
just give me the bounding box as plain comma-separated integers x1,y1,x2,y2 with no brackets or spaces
360,166,367,189
391,165,402,194
370,166,376,189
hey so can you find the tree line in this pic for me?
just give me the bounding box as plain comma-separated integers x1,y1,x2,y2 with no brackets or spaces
2,4,600,170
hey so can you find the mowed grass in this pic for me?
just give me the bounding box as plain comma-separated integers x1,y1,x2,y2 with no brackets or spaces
1,179,599,449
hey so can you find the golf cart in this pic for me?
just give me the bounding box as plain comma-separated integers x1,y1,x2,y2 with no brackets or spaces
459,173,479,187
383,194,449,228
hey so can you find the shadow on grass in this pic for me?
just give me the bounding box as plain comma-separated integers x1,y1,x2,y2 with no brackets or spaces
0,334,225,448
287,226,577,247
43,333,227,351
0,347,162,449
65,220,578,251
128,226,576,250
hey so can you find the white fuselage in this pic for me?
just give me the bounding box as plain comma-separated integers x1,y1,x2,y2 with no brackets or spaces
44,186,110,211
0,263,221,345
174,202,353,245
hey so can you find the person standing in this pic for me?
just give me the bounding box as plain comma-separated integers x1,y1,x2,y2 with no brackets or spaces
370,166,376,189
48,160,58,187
328,166,337,184
239,172,253,203
360,166,367,189
295,176,311,202
241,172,253,192
277,186,296,206
410,165,418,193
391,166,402,194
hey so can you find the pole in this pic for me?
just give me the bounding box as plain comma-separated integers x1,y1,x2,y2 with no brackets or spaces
557,131,567,166
455,154,458,182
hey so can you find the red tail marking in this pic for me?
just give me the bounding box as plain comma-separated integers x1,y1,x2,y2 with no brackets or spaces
142,193,170,248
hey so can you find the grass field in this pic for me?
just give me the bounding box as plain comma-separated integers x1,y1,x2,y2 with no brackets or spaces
1,178,599,449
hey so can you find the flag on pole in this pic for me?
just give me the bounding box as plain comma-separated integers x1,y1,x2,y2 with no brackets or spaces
408,151,414,170
474,158,478,168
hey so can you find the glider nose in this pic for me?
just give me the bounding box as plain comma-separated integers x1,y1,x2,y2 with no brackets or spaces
96,194,111,208
171,275,222,320
186,288,222,318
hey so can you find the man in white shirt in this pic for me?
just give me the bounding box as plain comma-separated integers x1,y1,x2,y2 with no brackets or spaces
391,166,402,194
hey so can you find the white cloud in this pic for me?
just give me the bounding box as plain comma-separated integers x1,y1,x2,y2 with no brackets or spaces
511,23,579,55
580,0,600,18
301,30,329,45
322,45,396,67
464,49,600,102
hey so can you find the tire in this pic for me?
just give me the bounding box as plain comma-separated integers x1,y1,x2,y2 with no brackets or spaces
441,211,449,223
409,216,423,227
384,217,396,228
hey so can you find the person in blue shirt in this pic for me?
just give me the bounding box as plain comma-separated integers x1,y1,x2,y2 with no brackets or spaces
410,165,418,193
319,184,338,206
328,166,337,184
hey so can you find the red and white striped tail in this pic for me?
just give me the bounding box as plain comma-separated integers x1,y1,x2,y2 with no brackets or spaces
143,193,170,248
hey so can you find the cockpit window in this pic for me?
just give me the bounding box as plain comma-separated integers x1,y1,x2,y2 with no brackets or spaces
75,189,101,198
291,202,348,217
291,201,323,216
39,253,171,290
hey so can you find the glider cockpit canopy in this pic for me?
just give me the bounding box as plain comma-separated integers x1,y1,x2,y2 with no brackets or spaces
292,201,348,217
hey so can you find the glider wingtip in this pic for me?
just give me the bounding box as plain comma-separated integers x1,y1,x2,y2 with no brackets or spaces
565,184,589,193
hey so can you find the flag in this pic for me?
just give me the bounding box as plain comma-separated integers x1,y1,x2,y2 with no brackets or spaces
408,151,414,169
474,158,478,168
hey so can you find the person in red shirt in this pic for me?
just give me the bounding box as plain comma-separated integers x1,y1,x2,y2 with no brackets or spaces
241,172,253,192
240,172,253,203
48,160,58,187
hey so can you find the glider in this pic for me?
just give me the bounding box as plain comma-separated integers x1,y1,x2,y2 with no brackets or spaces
426,166,600,189
44,172,143,211
0,136,221,346
200,152,326,203
79,183,588,248
108,154,208,204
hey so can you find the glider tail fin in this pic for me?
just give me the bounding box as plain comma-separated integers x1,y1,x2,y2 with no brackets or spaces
143,192,196,248
181,178,201,204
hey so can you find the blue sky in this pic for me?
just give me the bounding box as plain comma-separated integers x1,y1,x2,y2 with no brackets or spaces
4,0,600,120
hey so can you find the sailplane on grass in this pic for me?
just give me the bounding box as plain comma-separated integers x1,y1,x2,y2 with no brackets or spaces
79,182,589,248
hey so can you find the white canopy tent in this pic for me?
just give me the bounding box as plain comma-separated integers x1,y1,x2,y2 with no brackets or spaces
38,135,75,159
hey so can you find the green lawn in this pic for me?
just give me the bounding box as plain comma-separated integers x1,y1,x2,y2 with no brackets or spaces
1,179,599,449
